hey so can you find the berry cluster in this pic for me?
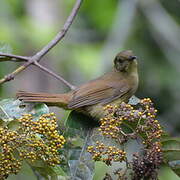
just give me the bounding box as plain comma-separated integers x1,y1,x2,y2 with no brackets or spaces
132,142,163,180
99,103,139,141
87,98,164,179
87,141,126,165
137,98,163,145
99,98,163,145
0,128,21,179
0,113,65,179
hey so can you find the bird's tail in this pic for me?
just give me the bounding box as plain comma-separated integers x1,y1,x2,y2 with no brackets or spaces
16,91,72,109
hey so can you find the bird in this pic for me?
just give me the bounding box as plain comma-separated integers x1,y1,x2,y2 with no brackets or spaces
17,50,139,119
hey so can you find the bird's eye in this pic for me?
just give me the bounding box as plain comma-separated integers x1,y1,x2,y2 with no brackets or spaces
114,56,124,68
128,56,137,61
119,59,124,64
115,57,122,63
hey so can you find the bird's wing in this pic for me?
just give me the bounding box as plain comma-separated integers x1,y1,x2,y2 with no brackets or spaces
68,78,130,108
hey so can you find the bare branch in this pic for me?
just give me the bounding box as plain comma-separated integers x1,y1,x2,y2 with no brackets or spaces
33,0,83,61
0,65,27,84
34,61,76,90
0,53,29,62
0,0,83,90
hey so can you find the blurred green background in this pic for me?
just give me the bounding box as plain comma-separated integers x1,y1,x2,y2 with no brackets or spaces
0,0,180,179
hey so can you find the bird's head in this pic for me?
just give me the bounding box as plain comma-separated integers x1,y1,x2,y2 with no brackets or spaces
114,50,137,72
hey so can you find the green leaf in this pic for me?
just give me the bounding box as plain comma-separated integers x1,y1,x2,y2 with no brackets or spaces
61,117,98,179
32,165,67,180
0,42,12,61
158,165,180,180
0,99,49,123
161,137,180,177
62,125,96,179
162,138,180,161
67,129,95,180
65,111,98,149
0,42,12,53
8,161,37,180
168,161,180,177
68,149,94,180
93,162,108,180
66,110,98,130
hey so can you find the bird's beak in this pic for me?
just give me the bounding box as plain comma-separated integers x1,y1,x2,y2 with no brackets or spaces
129,56,137,61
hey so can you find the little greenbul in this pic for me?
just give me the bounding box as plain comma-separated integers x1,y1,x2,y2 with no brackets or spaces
17,50,138,119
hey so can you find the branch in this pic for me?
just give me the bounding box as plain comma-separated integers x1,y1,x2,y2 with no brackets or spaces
34,61,76,90
0,65,27,84
33,0,83,61
0,52,28,62
0,0,83,90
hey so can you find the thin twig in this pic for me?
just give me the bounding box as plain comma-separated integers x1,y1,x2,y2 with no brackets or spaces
34,61,76,90
0,57,35,84
0,64,28,84
71,129,93,179
34,0,83,61
0,52,29,61
0,0,82,90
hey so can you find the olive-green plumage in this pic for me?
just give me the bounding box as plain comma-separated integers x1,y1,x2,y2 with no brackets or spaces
17,50,139,119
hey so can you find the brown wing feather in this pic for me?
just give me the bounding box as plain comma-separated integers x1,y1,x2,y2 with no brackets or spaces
68,77,130,108
16,91,72,108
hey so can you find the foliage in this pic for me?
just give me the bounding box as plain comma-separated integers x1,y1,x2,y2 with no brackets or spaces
66,98,180,179
87,98,164,180
0,0,180,179
161,138,180,177
0,99,65,180
0,97,179,179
